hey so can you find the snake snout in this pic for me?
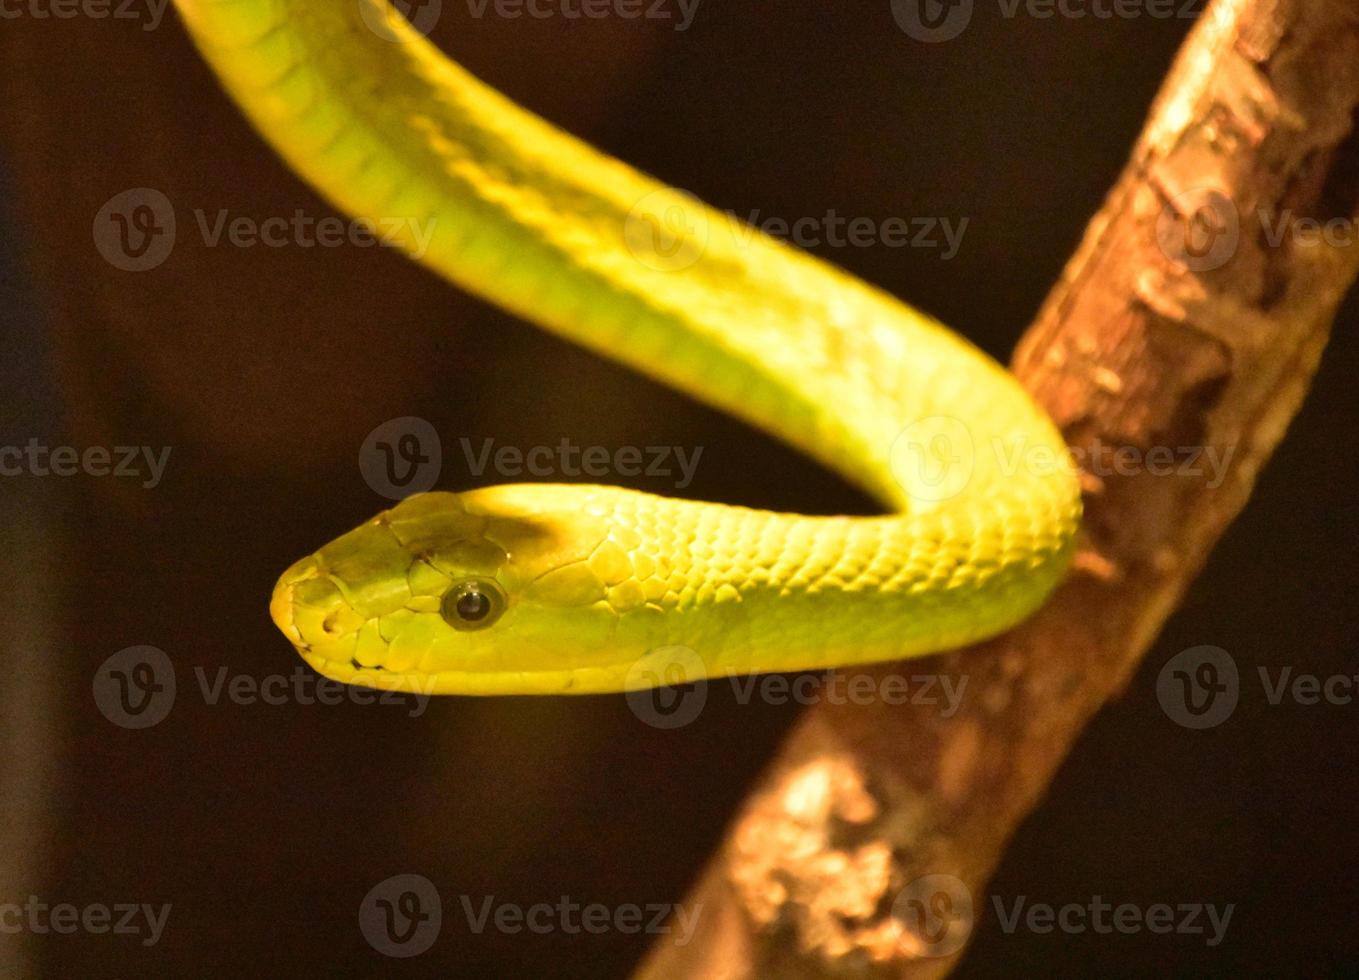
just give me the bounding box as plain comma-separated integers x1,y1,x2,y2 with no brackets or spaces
270,554,366,655
270,555,320,649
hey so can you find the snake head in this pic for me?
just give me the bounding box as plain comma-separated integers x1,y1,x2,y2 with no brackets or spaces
270,487,652,694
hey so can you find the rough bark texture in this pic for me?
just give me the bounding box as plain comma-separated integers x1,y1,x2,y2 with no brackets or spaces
636,0,1359,976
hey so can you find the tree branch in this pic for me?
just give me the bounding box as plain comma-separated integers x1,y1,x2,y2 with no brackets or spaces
636,0,1359,975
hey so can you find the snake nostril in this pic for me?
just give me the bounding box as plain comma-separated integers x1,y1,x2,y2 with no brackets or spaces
322,610,343,635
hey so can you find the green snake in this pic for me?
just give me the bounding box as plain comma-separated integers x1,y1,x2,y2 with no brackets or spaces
175,0,1082,695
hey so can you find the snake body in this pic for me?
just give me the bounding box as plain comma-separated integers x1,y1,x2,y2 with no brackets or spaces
175,0,1081,694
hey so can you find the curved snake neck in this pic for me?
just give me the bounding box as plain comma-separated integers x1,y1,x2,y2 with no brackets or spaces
176,0,1082,694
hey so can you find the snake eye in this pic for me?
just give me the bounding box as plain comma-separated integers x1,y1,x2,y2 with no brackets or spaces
440,579,506,631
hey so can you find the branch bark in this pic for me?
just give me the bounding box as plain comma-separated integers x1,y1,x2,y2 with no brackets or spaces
636,0,1359,976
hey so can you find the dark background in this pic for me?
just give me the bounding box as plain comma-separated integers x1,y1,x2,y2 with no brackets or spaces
1,2,1355,977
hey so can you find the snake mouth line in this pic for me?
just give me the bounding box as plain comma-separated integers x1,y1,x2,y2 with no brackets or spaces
299,648,624,696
